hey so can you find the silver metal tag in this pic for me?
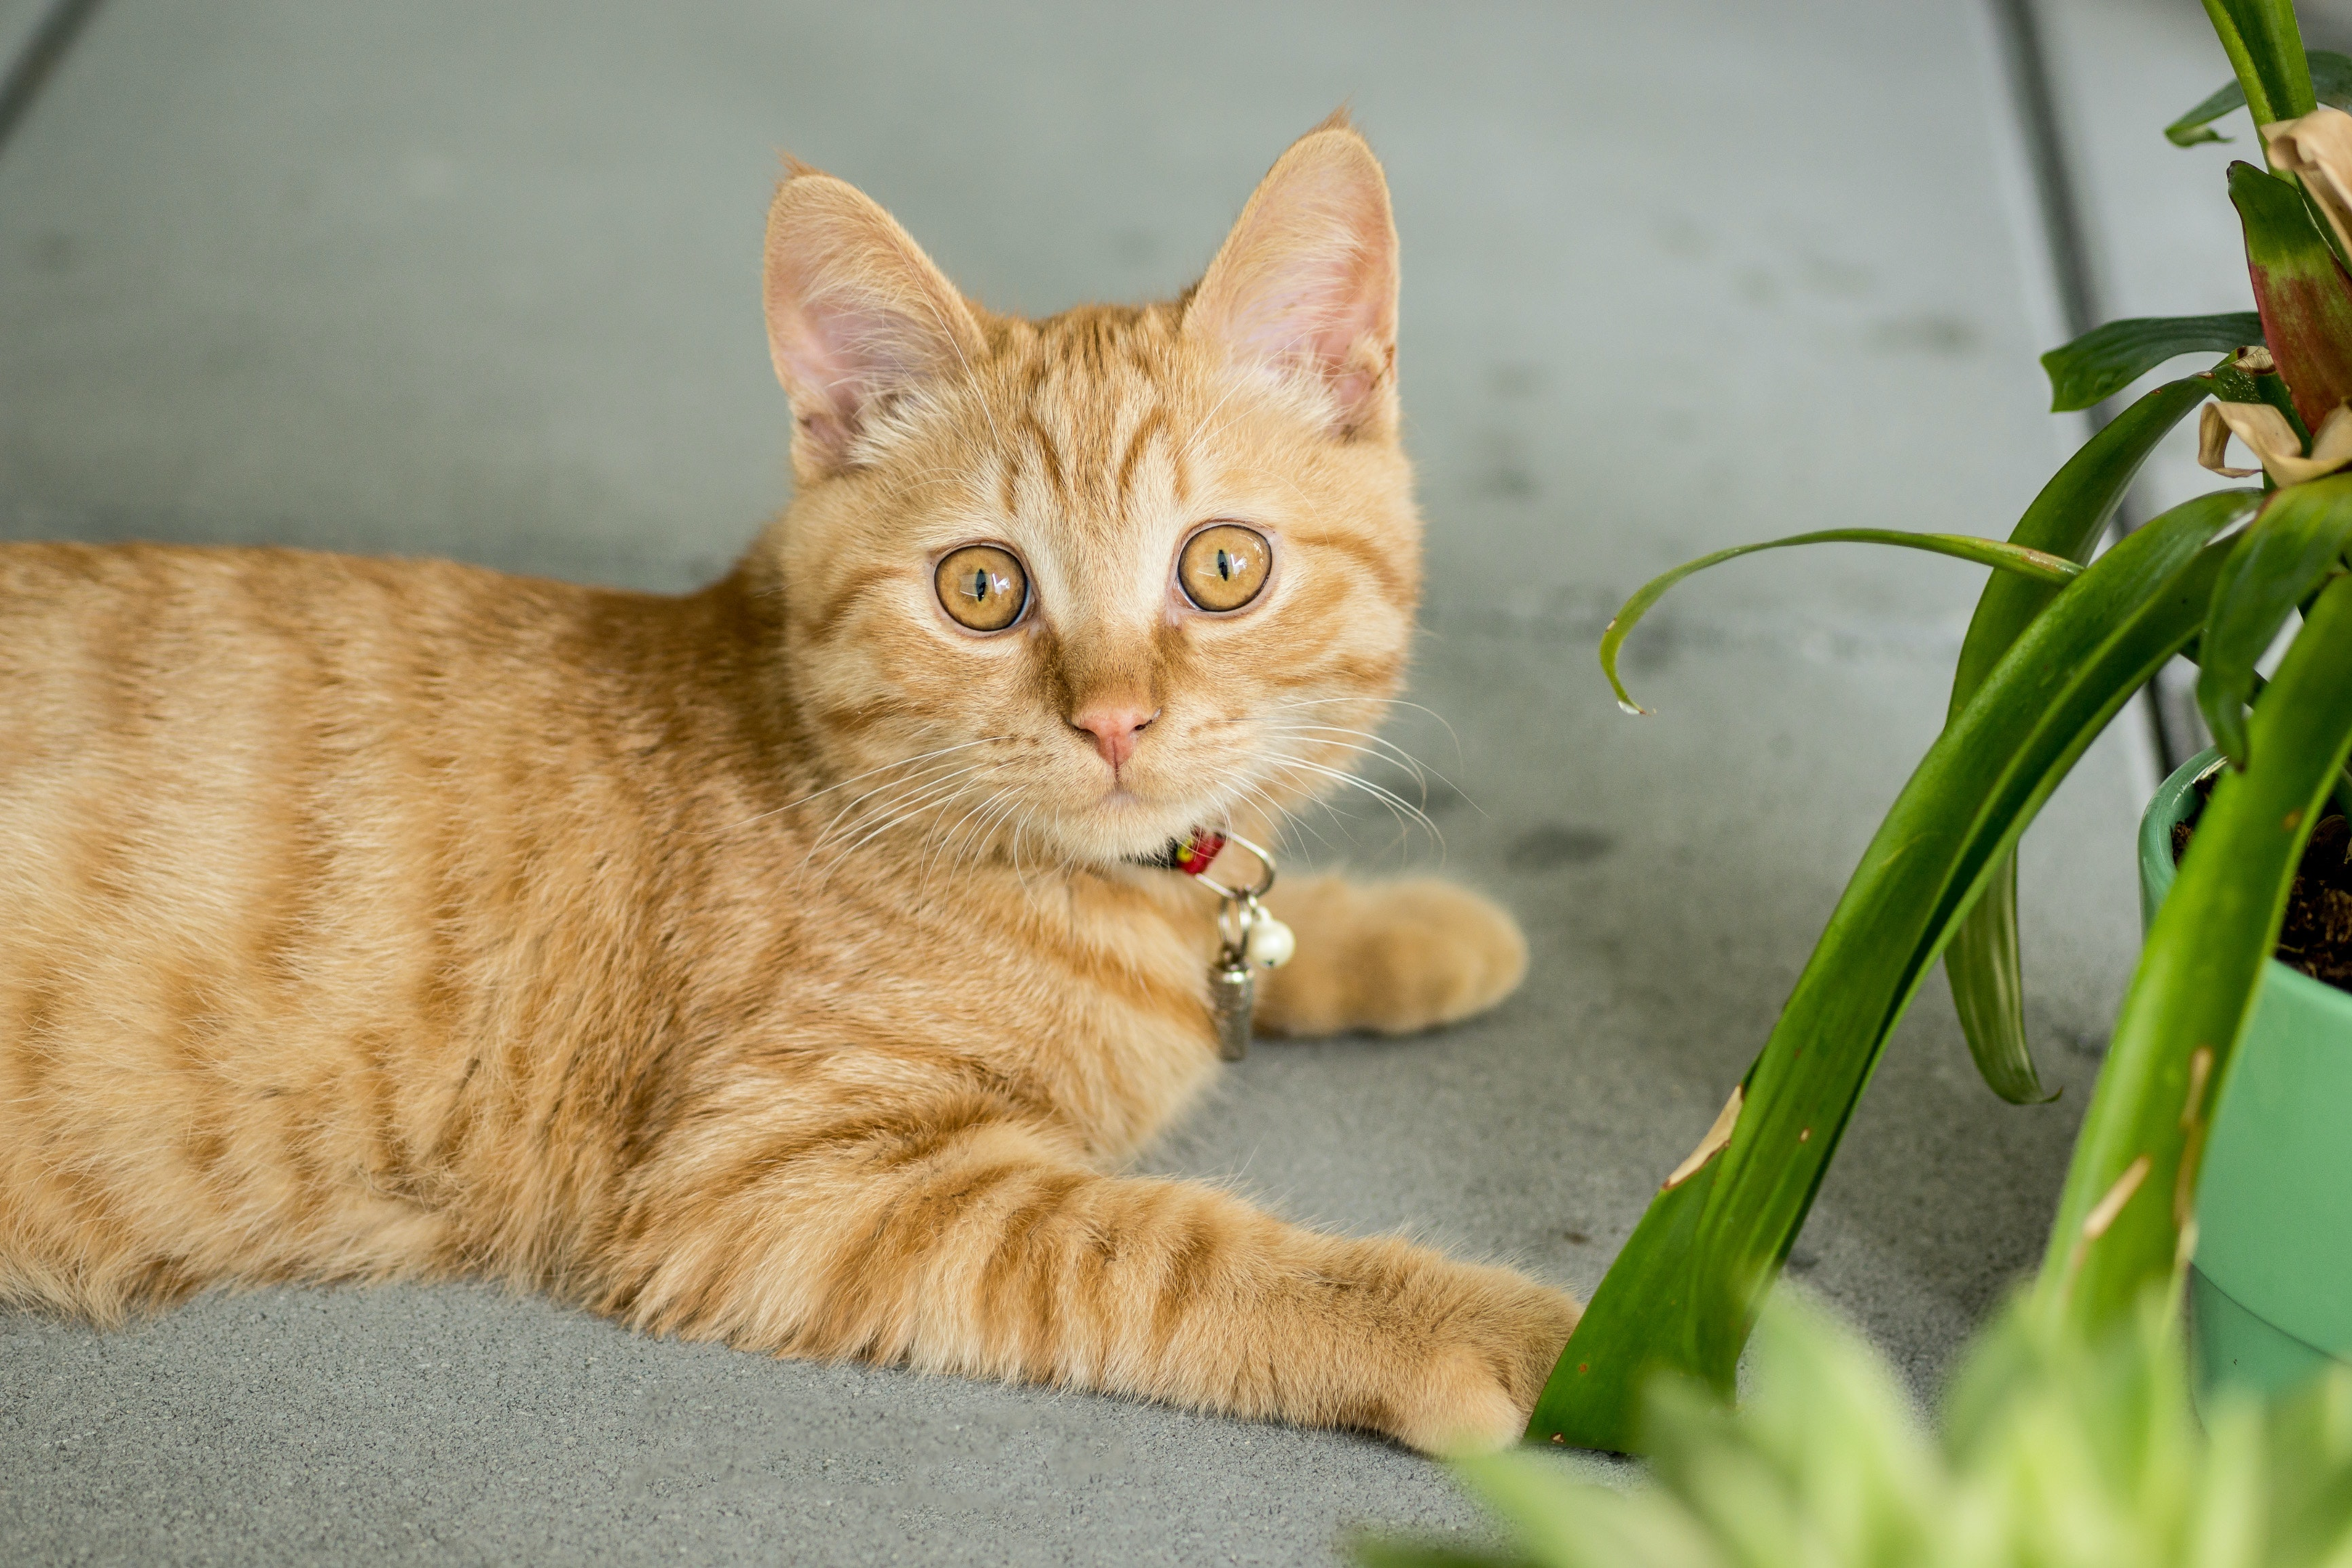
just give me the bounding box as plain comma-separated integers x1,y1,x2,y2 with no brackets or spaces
1190,833,1286,1064
1211,952,1255,1061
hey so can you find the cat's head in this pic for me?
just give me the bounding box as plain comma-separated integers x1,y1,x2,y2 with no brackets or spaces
755,115,1419,871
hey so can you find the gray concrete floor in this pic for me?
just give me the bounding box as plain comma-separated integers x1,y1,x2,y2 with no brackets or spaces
0,1,2223,1563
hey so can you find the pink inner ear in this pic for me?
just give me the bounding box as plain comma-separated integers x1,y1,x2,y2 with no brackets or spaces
1196,139,1397,428
772,285,903,438
761,175,983,470
1228,202,1388,369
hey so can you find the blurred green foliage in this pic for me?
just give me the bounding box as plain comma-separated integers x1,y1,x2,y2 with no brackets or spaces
1364,1294,2352,1568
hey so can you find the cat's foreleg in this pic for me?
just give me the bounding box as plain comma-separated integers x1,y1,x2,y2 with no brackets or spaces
1251,876,1528,1037
598,1108,1575,1453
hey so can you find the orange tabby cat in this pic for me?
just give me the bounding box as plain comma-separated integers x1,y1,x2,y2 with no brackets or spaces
0,115,1576,1453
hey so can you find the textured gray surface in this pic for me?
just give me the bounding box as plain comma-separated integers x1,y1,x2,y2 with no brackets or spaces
0,1,2171,1564
0,1,50,88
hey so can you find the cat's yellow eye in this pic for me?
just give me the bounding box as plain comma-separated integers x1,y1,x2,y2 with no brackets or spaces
1177,524,1271,613
934,544,1029,632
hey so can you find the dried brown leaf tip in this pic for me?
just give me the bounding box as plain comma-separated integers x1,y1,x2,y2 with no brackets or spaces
2263,107,2352,261
1662,1085,1744,1191
2180,1045,2214,1132
2082,1153,2152,1241
2198,398,2352,482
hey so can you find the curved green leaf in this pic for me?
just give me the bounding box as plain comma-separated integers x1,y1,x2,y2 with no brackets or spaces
2198,475,2352,761
1944,375,2216,1106
2041,571,2352,1341
1437,1453,1668,1568
2168,78,2247,147
2165,49,2352,146
1599,532,2080,715
1953,377,2219,713
1945,858,2051,1103
1537,490,2259,1453
2041,318,2261,413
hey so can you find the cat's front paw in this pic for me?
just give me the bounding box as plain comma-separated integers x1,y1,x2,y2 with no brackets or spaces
1387,1265,1582,1455
1257,877,1529,1037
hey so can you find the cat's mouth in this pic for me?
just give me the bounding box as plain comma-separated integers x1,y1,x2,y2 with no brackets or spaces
1048,781,1238,869
1086,776,1193,825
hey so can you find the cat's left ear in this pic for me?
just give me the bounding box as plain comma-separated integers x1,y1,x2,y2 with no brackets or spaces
1186,113,1400,441
764,163,989,481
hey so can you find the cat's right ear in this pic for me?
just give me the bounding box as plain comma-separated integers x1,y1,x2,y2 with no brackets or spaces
763,165,987,480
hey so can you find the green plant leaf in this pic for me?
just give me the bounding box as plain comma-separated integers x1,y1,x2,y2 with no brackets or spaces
2231,161,2352,430
1442,1452,1724,1568
1642,1300,1944,1564
1537,489,2259,1453
1376,1289,2352,1568
2202,0,2318,131
2039,571,2352,1341
2041,317,2263,412
2167,83,2237,147
2165,49,2352,146
1598,532,2081,715
1950,378,2221,711
2198,474,2352,761
1943,375,2217,1106
1945,857,2047,1103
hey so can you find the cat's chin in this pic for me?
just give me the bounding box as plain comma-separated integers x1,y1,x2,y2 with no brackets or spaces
1047,790,1217,870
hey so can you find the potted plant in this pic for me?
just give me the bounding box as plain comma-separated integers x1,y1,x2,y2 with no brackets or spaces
2141,747,2352,1396
1527,0,2352,1453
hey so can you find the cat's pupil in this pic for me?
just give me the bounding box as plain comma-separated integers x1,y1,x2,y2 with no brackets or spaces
1217,550,1233,581
970,569,989,602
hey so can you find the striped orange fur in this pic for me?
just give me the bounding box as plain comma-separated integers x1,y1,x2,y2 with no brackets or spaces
0,116,1572,1453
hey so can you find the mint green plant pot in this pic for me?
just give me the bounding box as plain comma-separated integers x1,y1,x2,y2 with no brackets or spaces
2141,747,2352,1400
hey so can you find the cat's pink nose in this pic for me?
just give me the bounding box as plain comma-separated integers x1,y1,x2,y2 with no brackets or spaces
1071,703,1158,769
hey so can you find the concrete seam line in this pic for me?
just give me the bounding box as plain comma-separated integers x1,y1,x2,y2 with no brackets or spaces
0,0,106,166
1985,0,2206,775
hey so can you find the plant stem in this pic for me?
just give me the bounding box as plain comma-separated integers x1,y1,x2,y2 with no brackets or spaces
2204,0,2317,150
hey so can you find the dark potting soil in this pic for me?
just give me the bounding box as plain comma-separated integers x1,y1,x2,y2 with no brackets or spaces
2173,774,2352,993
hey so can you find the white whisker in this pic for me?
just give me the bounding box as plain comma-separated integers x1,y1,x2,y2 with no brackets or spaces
1265,695,1465,769
722,735,1010,835
1259,754,1445,861
808,761,989,857
817,769,995,866
1246,722,1434,785
918,780,1021,897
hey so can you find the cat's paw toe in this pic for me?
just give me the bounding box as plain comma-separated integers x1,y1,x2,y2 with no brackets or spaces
1339,880,1529,1036
1394,1348,1530,1455
1389,1274,1582,1455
